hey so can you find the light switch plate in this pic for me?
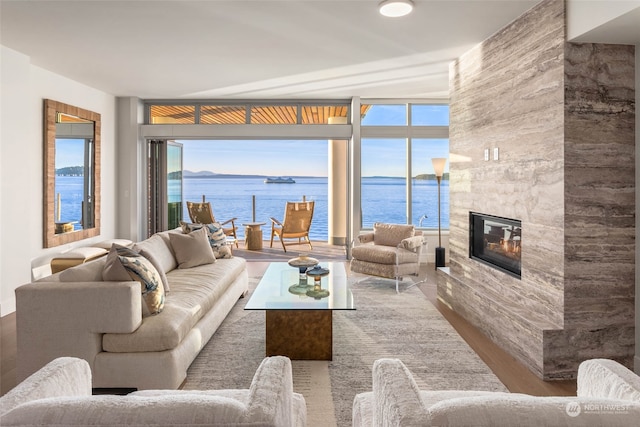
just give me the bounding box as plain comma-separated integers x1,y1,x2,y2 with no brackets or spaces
493,147,499,160
484,148,489,161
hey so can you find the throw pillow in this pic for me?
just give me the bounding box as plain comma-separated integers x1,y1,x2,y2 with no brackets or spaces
102,244,165,316
137,248,170,293
373,223,415,247
169,227,216,269
204,222,233,259
133,233,178,274
180,220,205,234
180,221,232,259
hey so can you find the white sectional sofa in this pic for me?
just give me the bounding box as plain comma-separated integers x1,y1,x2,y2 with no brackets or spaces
0,356,307,426
353,358,640,426
15,229,248,390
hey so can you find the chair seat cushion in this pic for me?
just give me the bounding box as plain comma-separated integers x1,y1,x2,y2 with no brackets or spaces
352,245,418,265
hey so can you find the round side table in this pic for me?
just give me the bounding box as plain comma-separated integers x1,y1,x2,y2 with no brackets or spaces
242,222,266,250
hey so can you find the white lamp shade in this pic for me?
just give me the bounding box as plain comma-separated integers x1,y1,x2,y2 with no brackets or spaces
379,0,414,17
432,158,447,177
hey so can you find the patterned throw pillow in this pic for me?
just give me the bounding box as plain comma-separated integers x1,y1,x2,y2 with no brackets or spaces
204,222,232,259
180,221,232,259
180,221,205,234
102,244,165,316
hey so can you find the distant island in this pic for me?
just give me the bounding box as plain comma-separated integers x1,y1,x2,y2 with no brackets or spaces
179,170,268,179
56,166,84,176
415,173,450,180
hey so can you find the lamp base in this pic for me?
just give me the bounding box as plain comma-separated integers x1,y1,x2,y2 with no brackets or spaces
435,246,445,269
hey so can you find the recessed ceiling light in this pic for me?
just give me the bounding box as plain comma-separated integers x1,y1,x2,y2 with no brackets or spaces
379,0,414,18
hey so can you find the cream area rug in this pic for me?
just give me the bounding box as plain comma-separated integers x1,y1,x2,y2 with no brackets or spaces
183,276,507,427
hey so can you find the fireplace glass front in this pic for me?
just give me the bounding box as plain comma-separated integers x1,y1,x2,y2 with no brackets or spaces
469,212,521,278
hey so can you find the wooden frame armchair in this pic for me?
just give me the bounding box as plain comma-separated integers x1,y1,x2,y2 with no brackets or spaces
186,199,238,247
269,201,314,253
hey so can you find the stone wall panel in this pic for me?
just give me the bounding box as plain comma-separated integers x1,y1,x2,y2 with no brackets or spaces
442,0,635,379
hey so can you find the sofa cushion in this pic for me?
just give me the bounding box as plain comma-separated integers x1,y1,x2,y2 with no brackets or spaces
428,395,640,427
102,257,246,353
0,395,248,426
352,244,419,265
353,390,504,427
102,245,165,316
373,223,415,247
169,228,216,269
133,234,177,276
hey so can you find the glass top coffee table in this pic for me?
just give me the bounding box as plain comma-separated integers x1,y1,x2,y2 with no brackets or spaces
245,261,354,360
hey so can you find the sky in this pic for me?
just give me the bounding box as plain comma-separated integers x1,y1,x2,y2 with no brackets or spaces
180,139,329,176
179,104,450,177
179,138,449,177
56,139,85,168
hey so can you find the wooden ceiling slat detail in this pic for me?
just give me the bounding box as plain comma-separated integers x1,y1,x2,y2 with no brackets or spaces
149,103,365,125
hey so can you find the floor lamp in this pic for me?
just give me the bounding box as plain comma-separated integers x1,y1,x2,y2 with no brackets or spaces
431,158,447,269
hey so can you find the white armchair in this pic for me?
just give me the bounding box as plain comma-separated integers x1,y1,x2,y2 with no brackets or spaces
353,358,640,427
350,223,425,292
0,356,307,427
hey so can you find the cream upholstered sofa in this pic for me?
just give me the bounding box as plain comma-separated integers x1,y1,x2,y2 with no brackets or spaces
0,356,307,426
352,358,640,427
15,228,248,390
350,223,424,292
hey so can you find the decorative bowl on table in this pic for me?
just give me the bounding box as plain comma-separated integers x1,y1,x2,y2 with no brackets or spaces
305,266,330,299
288,254,319,285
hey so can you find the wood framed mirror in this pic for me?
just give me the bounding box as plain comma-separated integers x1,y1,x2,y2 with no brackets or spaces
44,99,101,247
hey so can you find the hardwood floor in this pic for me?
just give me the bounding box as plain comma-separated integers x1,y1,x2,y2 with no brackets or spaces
415,275,577,396
0,241,576,396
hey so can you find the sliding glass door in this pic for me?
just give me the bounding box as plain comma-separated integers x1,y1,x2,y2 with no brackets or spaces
148,140,183,235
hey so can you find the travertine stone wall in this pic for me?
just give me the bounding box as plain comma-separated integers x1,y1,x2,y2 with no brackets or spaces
440,0,635,379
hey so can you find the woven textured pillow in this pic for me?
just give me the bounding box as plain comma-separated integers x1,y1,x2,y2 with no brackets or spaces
102,245,165,316
373,223,415,247
169,227,217,268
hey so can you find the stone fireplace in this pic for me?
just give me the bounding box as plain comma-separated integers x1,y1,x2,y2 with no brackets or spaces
438,0,635,380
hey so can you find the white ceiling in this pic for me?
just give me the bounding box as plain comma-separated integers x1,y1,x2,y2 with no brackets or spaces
0,1,637,100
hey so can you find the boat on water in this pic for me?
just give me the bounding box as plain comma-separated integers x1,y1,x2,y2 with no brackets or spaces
264,177,295,184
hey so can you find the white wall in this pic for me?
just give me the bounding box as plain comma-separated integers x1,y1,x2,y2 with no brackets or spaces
567,0,640,42
0,45,117,316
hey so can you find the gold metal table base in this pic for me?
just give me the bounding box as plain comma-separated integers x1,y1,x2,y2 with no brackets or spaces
265,310,332,360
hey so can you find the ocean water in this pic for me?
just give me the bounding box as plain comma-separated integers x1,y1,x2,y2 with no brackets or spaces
54,176,86,231
56,176,450,239
180,176,449,240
